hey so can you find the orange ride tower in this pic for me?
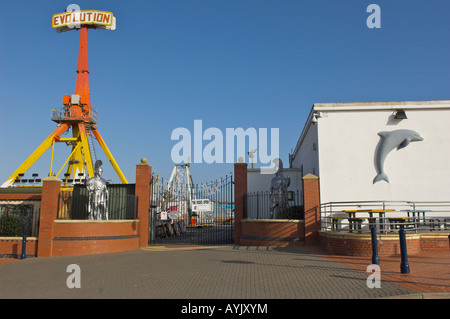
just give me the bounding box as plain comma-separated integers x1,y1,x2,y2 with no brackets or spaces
2,9,127,187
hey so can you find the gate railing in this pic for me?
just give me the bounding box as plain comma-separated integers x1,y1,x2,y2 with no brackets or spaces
57,184,138,220
149,173,234,244
320,201,450,233
150,174,235,224
246,190,303,219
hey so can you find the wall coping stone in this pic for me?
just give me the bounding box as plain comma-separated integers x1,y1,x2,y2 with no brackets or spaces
319,230,432,241
54,219,139,223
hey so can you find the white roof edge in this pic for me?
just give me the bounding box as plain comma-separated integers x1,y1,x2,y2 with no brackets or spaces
291,106,315,160
313,100,450,111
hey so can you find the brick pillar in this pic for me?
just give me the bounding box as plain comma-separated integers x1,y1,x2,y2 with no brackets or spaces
302,174,320,245
37,176,62,257
136,158,151,247
234,162,247,245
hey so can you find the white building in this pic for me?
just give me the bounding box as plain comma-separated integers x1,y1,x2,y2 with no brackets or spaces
290,100,450,204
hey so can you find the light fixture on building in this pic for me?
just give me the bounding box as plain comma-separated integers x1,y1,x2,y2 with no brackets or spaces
394,110,407,119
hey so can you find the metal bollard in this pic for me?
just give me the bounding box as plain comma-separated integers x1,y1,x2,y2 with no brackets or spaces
399,229,410,274
21,235,27,260
371,226,380,265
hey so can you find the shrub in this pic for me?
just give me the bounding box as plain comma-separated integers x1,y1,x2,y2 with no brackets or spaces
0,214,23,237
279,205,304,219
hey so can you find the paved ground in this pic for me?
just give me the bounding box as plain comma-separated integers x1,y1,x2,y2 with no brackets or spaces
302,246,450,297
0,245,448,300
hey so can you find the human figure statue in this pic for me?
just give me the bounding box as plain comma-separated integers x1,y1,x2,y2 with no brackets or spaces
269,158,290,219
86,160,109,220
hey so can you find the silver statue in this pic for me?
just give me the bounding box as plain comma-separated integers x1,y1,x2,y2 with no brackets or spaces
86,160,109,220
269,158,290,219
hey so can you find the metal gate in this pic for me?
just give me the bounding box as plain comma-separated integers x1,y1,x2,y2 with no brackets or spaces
149,174,234,245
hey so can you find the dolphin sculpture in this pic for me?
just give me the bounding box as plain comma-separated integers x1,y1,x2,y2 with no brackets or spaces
373,129,423,184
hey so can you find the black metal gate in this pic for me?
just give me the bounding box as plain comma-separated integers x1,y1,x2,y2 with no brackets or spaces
149,174,234,245
59,184,137,220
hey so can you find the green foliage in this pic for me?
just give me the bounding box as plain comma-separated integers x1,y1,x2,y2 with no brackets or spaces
0,214,23,237
279,206,304,219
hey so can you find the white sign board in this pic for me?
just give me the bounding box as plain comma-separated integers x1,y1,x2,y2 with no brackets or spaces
52,10,116,32
191,199,212,212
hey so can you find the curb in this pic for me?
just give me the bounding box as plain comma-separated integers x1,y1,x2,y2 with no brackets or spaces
141,245,223,251
382,292,450,299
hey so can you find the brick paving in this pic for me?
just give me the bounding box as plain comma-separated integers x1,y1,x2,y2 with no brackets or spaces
0,245,448,299
298,246,450,295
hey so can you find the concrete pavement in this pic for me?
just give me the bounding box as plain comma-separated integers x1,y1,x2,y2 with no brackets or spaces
2,245,448,300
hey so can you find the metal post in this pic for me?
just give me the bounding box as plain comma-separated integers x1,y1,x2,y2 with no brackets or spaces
150,210,156,242
371,226,380,265
256,192,259,219
21,235,27,260
399,229,410,274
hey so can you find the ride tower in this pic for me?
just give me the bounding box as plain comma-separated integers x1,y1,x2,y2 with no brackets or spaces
2,9,128,187
167,163,196,203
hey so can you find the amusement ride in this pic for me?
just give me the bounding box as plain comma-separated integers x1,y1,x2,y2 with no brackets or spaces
2,9,127,188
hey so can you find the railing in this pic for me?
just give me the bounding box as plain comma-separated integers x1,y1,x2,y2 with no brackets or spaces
0,204,40,237
150,174,235,223
246,190,303,219
57,185,138,220
51,106,97,124
149,173,235,245
320,201,450,233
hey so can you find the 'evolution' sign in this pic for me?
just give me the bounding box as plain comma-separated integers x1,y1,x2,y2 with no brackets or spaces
52,10,116,32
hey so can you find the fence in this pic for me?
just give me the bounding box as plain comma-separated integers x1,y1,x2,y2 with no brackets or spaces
57,184,138,220
0,204,40,237
246,190,303,219
151,175,235,222
150,174,234,245
320,201,450,233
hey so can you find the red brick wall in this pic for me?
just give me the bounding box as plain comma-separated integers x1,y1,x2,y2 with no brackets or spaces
0,193,41,201
420,234,450,250
1,160,152,258
0,237,38,258
240,220,305,247
319,232,449,257
135,160,151,247
234,163,247,245
51,220,140,256
302,174,321,245
37,177,62,257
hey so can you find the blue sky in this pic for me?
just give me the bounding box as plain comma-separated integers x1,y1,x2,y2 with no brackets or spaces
0,0,449,184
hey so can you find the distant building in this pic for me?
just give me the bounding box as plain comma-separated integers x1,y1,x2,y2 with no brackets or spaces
289,100,450,204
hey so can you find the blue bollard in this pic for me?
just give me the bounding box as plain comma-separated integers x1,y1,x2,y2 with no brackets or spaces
371,226,380,265
399,229,410,274
21,235,27,260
